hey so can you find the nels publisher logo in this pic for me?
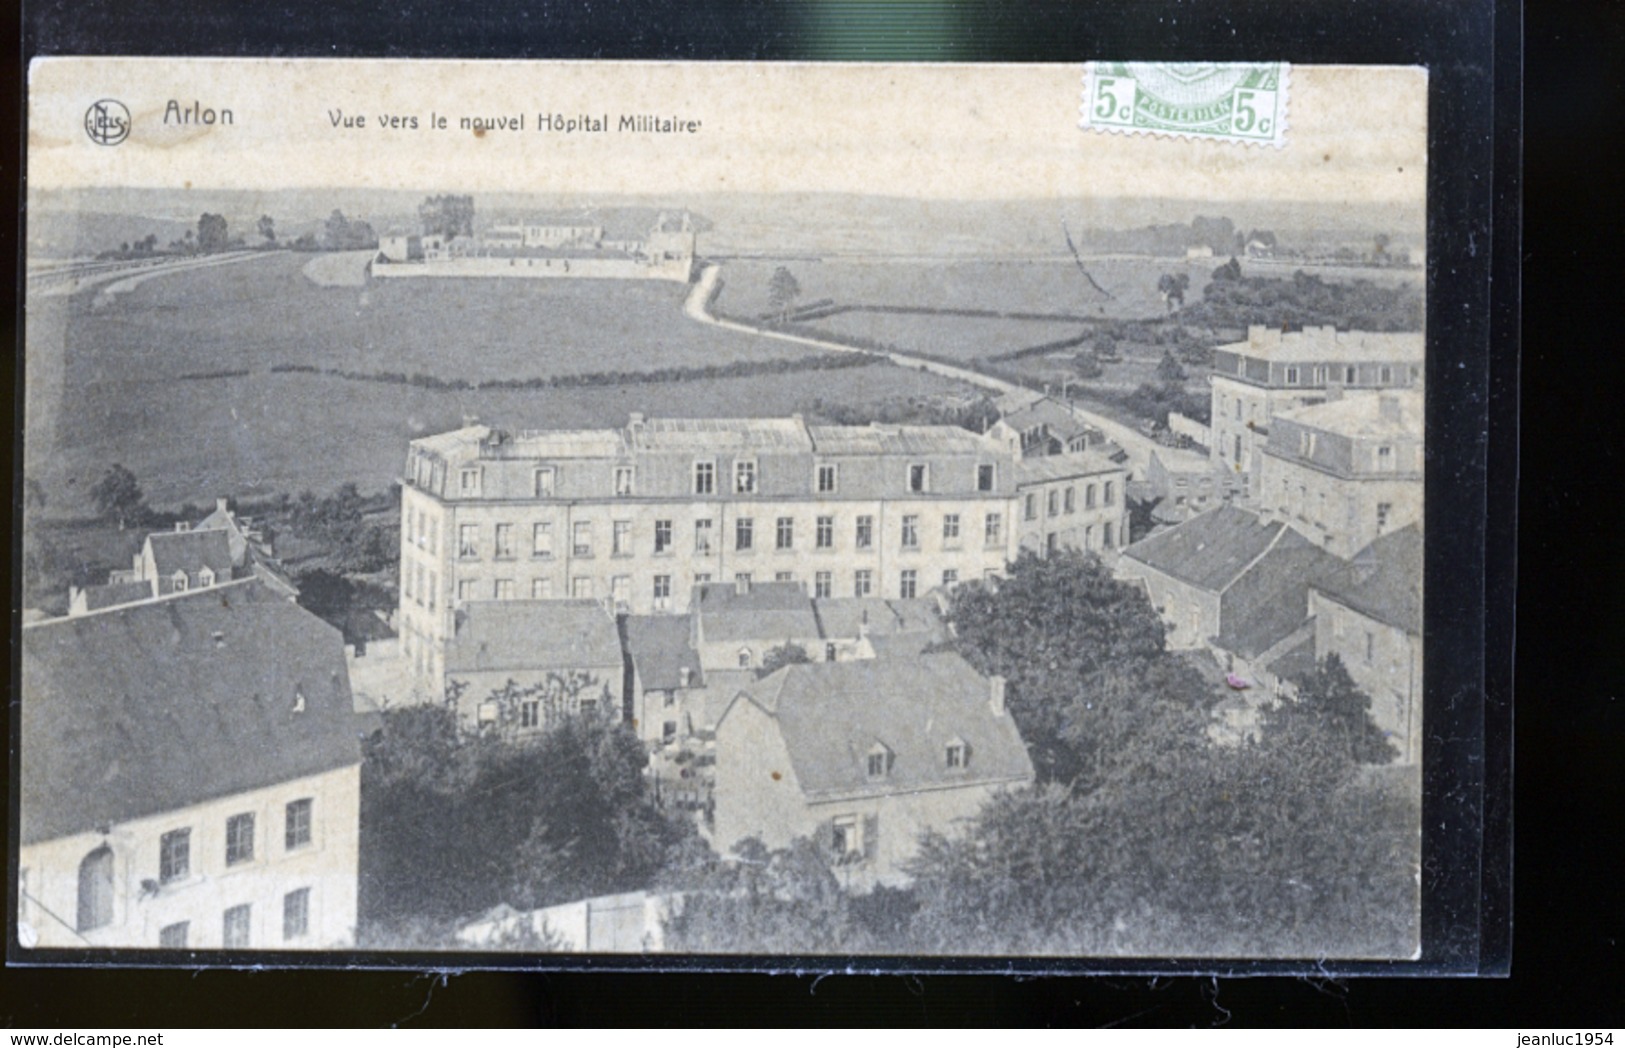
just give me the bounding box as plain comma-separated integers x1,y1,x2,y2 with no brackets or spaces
84,99,131,146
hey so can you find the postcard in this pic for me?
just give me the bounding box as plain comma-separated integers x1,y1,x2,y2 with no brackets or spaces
19,58,1426,961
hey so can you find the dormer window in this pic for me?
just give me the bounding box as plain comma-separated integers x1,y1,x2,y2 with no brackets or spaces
737,647,753,668
534,468,556,498
735,460,757,494
945,737,969,769
172,571,190,592
460,468,482,497
198,568,215,588
613,466,635,497
866,742,893,779
908,463,928,493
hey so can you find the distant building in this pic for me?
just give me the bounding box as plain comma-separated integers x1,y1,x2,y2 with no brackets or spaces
441,599,624,728
1013,451,1132,557
1143,447,1247,524
1308,527,1423,764
1208,326,1423,492
990,391,1103,458
692,581,822,673
18,580,362,950
1255,391,1423,557
625,613,707,748
711,653,1034,889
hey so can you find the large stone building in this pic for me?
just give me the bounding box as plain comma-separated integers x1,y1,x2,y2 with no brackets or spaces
1255,390,1423,557
1208,326,1423,492
396,415,1127,693
18,580,362,950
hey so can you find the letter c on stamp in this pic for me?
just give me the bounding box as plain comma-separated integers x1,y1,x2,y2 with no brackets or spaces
1081,62,1289,146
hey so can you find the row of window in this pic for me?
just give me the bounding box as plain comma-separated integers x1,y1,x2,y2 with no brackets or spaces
158,888,311,949
1278,363,1407,387
454,566,982,608
168,568,218,593
458,462,1001,500
456,511,1007,562
157,799,313,886
1021,480,1117,521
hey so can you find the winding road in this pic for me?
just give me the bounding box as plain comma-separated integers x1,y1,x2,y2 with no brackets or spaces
683,263,1163,475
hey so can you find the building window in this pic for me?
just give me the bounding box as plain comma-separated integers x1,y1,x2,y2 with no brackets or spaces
985,512,1003,546
1379,365,1393,384
654,519,673,554
198,568,215,587
1063,488,1076,514
693,461,715,495
76,846,114,932
532,522,553,558
1047,490,1060,517
977,464,996,492
832,814,862,856
1377,445,1394,471
815,515,834,549
611,575,631,607
173,572,189,593
817,464,838,493
1365,631,1376,663
855,516,874,550
612,520,631,556
1236,399,1244,421
1346,365,1358,384
738,648,753,669
653,575,672,611
942,569,959,587
458,524,479,559
159,922,189,949
776,517,795,550
1376,502,1393,533
614,466,635,497
942,514,961,546
735,460,757,494
901,515,919,550
854,570,873,598
222,904,252,949
494,523,515,559
226,813,255,866
457,579,478,602
815,571,833,599
1103,522,1115,548
494,579,515,600
572,521,593,557
900,569,918,599
285,800,313,851
694,573,712,585
534,468,556,498
531,578,553,599
734,573,752,594
521,698,542,729
283,888,310,941
1104,481,1115,506
775,571,794,582
459,468,482,496
1285,366,1300,385
571,577,592,599
945,740,967,768
734,517,754,551
662,721,679,743
1025,493,1037,521
160,828,190,884
908,464,929,493
695,519,714,555
867,745,892,779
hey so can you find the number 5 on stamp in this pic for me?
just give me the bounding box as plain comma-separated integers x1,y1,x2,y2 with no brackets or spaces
1081,62,1289,146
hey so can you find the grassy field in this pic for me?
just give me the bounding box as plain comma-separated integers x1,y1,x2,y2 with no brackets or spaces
63,252,808,388
28,357,967,513
805,311,1087,362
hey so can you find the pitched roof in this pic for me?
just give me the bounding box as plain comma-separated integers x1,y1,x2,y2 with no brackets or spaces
1313,526,1423,635
19,581,360,846
720,653,1034,800
76,579,156,611
145,528,234,581
624,614,703,692
1263,630,1319,683
1000,398,1094,441
694,582,820,644
1213,541,1347,658
1122,506,1304,593
445,600,623,674
811,598,944,642
1015,450,1123,484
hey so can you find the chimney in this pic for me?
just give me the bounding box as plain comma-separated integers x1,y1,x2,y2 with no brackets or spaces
1379,394,1402,422
628,412,645,428
678,666,692,688
216,496,230,515
989,675,1007,716
174,521,190,532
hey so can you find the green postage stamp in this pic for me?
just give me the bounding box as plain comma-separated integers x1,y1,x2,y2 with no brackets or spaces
1082,62,1289,146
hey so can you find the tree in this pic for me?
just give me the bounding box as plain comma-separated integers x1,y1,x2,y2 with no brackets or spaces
1155,350,1187,385
757,642,811,678
257,214,277,242
1156,272,1190,311
197,212,229,253
1210,256,1244,283
945,550,1180,782
1267,655,1398,765
767,266,802,323
89,464,147,530
661,837,858,953
1071,351,1103,380
322,210,377,251
418,194,475,239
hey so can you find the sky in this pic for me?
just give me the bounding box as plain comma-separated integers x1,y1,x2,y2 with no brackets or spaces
29,60,1427,206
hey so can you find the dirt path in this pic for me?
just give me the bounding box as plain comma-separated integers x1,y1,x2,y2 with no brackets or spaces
684,263,1163,475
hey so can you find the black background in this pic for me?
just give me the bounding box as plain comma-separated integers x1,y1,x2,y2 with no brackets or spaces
2,0,1617,1027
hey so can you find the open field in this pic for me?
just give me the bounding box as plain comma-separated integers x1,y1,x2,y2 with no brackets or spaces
28,360,968,514
59,252,809,388
805,310,1087,362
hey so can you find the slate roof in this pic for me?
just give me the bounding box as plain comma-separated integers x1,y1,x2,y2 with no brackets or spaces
1314,526,1423,635
625,614,703,692
145,528,235,582
1121,506,1303,593
1264,631,1320,683
694,582,820,644
999,398,1094,441
1015,450,1122,484
1213,541,1346,658
19,581,361,846
812,598,944,642
77,580,156,611
445,600,623,674
720,653,1034,800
